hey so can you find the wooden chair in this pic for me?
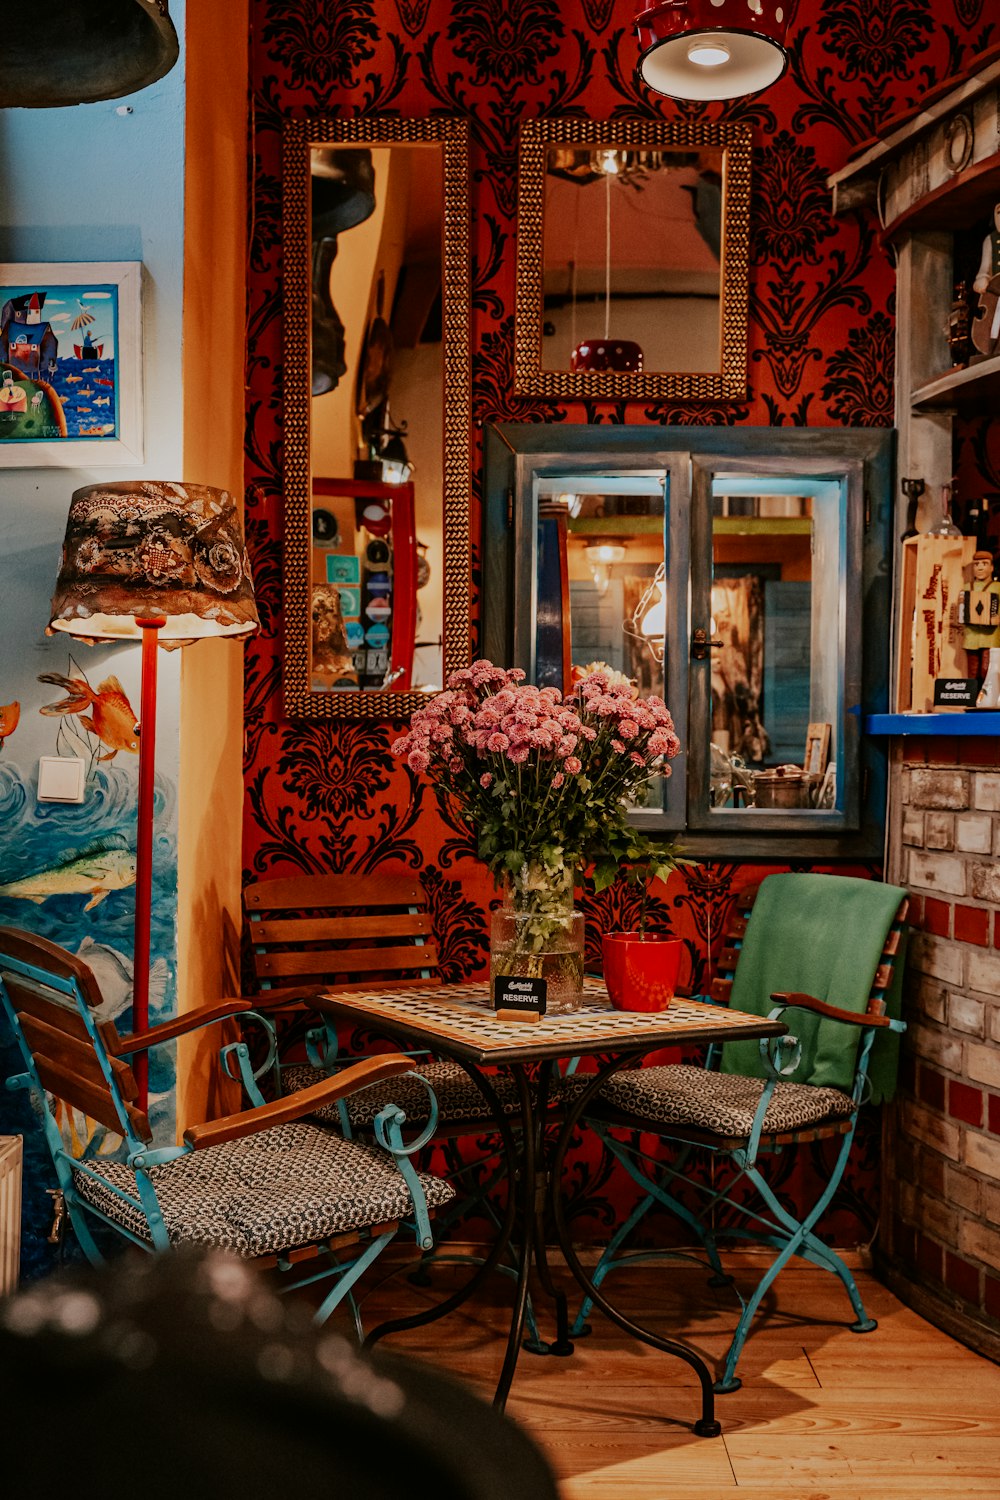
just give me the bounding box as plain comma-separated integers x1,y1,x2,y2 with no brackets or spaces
570,872,909,1392
240,872,522,1133
0,926,455,1328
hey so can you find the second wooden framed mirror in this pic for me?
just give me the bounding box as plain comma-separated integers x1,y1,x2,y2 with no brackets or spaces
514,117,751,403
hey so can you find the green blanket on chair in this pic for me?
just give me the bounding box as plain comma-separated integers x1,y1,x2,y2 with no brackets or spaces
719,873,907,1104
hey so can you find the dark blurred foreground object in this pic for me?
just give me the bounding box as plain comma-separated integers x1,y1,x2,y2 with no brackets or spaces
0,2,179,108
0,1249,560,1500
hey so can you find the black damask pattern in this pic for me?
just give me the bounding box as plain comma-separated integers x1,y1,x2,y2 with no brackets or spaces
752,132,838,267
261,0,379,98
816,0,933,81
275,722,396,821
419,865,490,983
821,310,895,425
447,0,564,89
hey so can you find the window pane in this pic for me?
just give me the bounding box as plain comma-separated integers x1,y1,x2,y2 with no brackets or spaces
708,476,840,815
533,475,667,697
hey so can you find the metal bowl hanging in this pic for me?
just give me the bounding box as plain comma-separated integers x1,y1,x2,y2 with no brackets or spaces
0,1,180,108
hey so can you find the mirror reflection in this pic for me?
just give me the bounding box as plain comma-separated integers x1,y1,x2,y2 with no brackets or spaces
533,475,667,697
514,118,751,401
309,142,445,694
708,480,838,814
541,146,724,376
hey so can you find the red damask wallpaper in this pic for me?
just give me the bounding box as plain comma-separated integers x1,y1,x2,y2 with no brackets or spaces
244,1,994,1244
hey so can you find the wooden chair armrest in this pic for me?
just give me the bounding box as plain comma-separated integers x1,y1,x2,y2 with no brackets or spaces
770,992,896,1029
240,987,325,1012
182,1054,416,1150
112,999,255,1055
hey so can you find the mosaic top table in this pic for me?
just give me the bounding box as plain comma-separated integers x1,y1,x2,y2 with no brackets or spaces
310,978,787,1437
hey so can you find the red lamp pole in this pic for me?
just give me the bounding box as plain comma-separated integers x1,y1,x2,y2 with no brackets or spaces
133,613,166,1112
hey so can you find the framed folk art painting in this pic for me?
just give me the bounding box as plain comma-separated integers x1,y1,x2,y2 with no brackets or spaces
0,261,143,466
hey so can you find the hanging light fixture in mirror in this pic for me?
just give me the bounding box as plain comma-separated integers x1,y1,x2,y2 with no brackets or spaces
624,563,667,663
634,0,791,102
585,542,627,595
571,155,644,374
0,2,179,108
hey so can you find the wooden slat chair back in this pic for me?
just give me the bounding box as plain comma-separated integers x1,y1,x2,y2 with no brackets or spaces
241,874,523,1149
0,925,455,1323
244,873,441,995
573,873,910,1393
0,927,152,1145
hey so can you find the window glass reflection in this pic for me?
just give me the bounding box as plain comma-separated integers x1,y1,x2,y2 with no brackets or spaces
533,476,667,697
709,477,840,814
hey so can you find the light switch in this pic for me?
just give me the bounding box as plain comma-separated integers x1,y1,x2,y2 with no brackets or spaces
37,756,87,804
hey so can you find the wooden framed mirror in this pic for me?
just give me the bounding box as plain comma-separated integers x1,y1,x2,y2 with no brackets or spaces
282,116,471,719
514,118,751,402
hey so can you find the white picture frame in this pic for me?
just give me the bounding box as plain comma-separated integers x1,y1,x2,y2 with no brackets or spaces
0,261,143,466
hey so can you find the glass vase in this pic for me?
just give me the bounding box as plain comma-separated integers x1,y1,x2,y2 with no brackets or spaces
489,864,585,1015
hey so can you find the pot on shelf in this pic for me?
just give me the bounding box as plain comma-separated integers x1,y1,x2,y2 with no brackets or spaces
602,931,683,1012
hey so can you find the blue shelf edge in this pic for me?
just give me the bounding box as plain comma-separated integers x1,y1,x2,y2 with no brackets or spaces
865,712,1000,736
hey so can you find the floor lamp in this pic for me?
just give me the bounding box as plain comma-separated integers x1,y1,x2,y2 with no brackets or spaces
48,481,260,1110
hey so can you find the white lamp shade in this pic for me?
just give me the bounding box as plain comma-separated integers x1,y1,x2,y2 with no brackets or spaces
635,0,790,101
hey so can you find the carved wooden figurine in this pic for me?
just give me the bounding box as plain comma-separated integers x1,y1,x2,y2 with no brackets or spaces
959,551,1000,680
971,203,1000,360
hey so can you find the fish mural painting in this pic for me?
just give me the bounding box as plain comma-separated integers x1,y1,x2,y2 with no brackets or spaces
0,701,19,752
76,935,169,1027
38,671,139,761
0,835,136,911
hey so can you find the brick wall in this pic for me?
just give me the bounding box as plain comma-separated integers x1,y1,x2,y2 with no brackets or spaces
887,738,1000,1341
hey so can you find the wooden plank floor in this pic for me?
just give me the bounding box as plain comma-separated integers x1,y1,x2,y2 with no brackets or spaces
353,1250,1000,1499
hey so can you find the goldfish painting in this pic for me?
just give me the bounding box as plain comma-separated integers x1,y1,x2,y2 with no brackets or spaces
39,672,139,759
0,700,19,752
0,837,136,911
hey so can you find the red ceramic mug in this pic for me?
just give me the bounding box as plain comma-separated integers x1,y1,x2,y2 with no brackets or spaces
602,932,683,1012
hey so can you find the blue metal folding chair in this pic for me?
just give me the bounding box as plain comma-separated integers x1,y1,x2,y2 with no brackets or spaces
571,873,909,1391
0,925,455,1330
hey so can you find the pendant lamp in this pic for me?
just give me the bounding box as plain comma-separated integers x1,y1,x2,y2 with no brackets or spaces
571,163,645,374
0,2,179,108
635,0,791,102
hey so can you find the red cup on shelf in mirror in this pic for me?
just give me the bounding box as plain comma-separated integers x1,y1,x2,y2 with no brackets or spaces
602,932,683,1012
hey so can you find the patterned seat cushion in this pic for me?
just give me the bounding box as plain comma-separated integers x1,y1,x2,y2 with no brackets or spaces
281,1059,523,1127
566,1063,856,1137
72,1121,455,1259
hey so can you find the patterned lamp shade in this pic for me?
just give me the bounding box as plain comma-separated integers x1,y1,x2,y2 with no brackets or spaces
635,0,791,101
49,481,259,644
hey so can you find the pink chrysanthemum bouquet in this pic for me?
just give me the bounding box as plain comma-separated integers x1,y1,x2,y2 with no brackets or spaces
392,660,683,897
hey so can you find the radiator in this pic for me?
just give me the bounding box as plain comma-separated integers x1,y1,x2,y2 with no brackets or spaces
0,1135,22,1296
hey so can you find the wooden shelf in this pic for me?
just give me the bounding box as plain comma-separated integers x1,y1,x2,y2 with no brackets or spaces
866,712,1000,736
911,353,1000,414
712,517,812,535
567,516,811,537
567,515,662,536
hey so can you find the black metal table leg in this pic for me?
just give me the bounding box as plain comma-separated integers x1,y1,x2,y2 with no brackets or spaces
549,1057,723,1439
492,1063,536,1410
523,1059,574,1357
364,1065,521,1350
